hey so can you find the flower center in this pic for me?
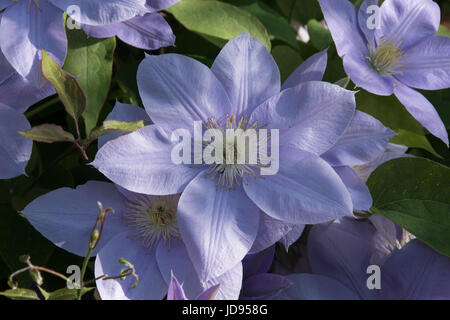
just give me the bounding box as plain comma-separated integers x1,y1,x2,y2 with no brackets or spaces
368,38,407,76
202,114,270,189
123,194,181,249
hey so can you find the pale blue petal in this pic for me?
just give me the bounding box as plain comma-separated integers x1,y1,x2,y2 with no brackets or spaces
95,232,167,300
155,238,203,299
343,51,395,95
82,12,175,50
244,148,353,224
333,166,372,211
380,240,450,300
394,82,448,145
397,36,450,90
211,32,280,116
21,181,128,256
177,174,259,281
241,274,292,300
249,212,294,254
271,274,360,300
250,81,356,155
318,0,367,57
0,1,66,86
137,54,232,136
51,0,149,25
377,0,440,50
0,104,32,179
308,218,378,299
322,111,395,167
92,125,203,195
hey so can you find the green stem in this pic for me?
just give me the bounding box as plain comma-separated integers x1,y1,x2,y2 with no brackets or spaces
77,247,93,300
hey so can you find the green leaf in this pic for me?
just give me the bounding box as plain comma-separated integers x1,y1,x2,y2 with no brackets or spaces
88,120,146,141
368,157,450,257
47,287,94,300
64,26,116,136
307,19,332,51
391,129,441,158
356,89,424,134
0,289,39,300
41,50,86,121
275,0,323,25
19,124,75,143
227,0,300,50
167,0,271,50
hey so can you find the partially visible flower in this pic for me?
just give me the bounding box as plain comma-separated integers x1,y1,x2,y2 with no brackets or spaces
167,273,220,300
0,0,176,87
240,246,291,300
245,49,395,255
0,103,32,179
93,33,358,284
22,181,242,299
81,1,178,50
273,218,450,300
319,0,450,144
0,51,55,179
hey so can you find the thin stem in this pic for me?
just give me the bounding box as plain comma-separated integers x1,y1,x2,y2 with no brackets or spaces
33,266,69,282
77,247,93,300
288,0,297,24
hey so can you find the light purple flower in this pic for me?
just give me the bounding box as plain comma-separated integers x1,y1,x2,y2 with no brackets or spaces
81,1,178,50
240,246,291,300
274,217,450,300
0,49,55,113
0,51,55,179
0,1,67,87
0,0,176,87
93,33,357,283
22,181,242,300
245,50,395,254
319,0,450,144
167,273,220,300
0,103,32,179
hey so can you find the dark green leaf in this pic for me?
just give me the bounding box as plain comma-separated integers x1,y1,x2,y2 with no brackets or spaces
64,27,116,136
19,124,75,143
368,157,450,257
167,0,271,50
0,289,39,300
47,287,94,300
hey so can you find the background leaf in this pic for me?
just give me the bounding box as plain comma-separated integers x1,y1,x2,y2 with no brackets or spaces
64,27,116,136
167,0,271,50
41,50,86,121
368,157,450,257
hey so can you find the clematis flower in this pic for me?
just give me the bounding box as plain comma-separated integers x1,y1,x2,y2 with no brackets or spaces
0,0,176,86
167,273,220,300
93,33,358,284
240,245,291,300
273,217,450,300
0,51,54,179
244,49,395,255
81,0,179,50
22,181,242,299
319,0,450,144
0,103,32,179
